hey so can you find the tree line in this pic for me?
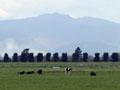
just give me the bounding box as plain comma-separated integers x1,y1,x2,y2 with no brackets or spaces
1,47,119,62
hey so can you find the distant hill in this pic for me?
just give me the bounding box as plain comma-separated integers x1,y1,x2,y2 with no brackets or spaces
0,13,120,55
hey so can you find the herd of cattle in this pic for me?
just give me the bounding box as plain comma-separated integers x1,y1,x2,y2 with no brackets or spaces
18,69,43,75
18,67,96,76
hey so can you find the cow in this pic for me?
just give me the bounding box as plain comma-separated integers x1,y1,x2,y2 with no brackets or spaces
90,71,96,76
65,67,72,75
18,71,25,75
26,71,35,75
37,69,43,75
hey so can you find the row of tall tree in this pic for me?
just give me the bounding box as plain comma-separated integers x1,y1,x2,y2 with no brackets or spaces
1,47,120,62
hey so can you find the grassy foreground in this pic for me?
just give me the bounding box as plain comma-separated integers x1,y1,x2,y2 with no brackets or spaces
0,62,120,90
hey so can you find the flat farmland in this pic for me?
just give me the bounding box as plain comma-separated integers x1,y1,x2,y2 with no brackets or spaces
0,62,120,90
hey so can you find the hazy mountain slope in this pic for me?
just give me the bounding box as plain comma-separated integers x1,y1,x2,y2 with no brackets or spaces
0,13,120,55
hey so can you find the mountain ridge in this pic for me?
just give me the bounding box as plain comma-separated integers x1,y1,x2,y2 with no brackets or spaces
0,13,119,55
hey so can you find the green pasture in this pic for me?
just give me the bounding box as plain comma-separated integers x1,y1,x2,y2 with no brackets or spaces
0,62,120,90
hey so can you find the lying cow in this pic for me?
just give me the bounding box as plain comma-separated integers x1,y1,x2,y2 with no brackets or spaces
18,71,34,75
90,71,96,76
18,71,25,75
18,69,43,75
26,71,35,75
37,69,43,75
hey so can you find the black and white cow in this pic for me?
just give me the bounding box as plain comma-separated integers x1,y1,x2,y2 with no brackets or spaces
65,67,72,75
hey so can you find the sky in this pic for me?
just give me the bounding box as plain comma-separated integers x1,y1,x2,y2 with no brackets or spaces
0,0,120,22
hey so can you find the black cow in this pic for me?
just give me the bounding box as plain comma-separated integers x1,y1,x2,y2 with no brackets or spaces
90,71,96,76
18,71,25,75
26,71,35,75
37,69,43,75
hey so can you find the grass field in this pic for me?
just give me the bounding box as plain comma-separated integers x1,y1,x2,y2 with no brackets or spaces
0,62,120,90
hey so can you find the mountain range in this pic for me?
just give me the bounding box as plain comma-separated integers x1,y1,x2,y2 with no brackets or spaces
0,13,120,55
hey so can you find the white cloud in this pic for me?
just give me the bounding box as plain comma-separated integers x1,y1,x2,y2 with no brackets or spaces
0,9,8,17
0,0,18,18
0,0,120,22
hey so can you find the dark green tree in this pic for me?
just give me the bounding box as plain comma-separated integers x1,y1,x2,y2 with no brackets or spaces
12,53,19,62
37,53,43,62
75,47,82,55
3,53,11,62
102,53,109,61
94,53,100,62
46,53,51,62
28,53,34,62
53,53,59,62
72,47,82,62
111,52,119,62
61,53,68,62
20,53,28,62
83,52,88,62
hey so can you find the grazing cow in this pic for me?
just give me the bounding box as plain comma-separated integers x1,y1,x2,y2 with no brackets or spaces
26,71,35,75
65,67,72,75
37,69,43,75
18,71,25,75
90,71,96,76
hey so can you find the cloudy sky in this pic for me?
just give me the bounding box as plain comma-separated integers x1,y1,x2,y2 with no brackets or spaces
0,0,120,22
